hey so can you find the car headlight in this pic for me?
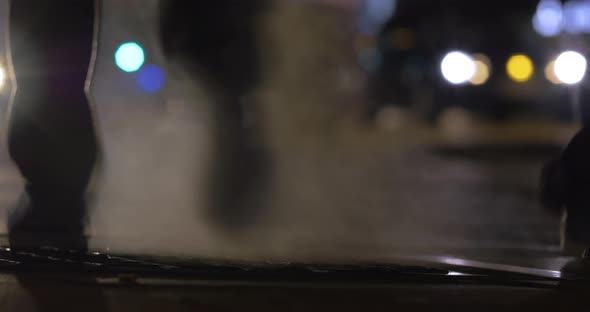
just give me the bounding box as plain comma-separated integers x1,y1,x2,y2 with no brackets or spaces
440,51,476,85
554,51,587,84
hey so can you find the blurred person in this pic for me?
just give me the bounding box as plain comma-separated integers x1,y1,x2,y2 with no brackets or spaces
159,0,269,227
5,2,107,310
542,127,590,258
7,0,99,250
159,0,387,227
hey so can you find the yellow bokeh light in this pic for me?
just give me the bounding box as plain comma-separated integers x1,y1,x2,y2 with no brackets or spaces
506,54,534,82
544,60,561,84
470,54,491,85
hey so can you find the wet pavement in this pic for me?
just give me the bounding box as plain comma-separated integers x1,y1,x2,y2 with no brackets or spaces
70,97,570,263
0,113,569,265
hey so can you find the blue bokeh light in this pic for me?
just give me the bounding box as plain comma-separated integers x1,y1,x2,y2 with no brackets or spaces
358,0,397,35
137,64,165,93
563,1,590,34
532,0,563,37
115,42,145,72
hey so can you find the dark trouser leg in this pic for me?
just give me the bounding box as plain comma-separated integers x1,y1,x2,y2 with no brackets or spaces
6,3,106,311
7,0,97,249
207,96,269,227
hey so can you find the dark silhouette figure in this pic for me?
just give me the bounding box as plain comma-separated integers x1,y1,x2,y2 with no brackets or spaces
6,1,107,311
541,127,590,248
159,0,269,227
7,0,99,249
557,127,590,246
541,126,590,277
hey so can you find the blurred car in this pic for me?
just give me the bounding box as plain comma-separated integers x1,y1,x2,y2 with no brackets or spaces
366,0,590,124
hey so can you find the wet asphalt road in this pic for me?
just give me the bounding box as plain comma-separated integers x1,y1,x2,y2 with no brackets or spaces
0,151,566,265
74,105,566,262
0,114,566,262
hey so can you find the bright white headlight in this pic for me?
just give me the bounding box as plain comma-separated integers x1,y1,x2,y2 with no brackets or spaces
554,51,587,84
440,51,476,85
0,66,5,89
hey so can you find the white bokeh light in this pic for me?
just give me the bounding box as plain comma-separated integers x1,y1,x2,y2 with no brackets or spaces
554,51,587,84
440,51,476,85
533,0,563,37
0,66,5,89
